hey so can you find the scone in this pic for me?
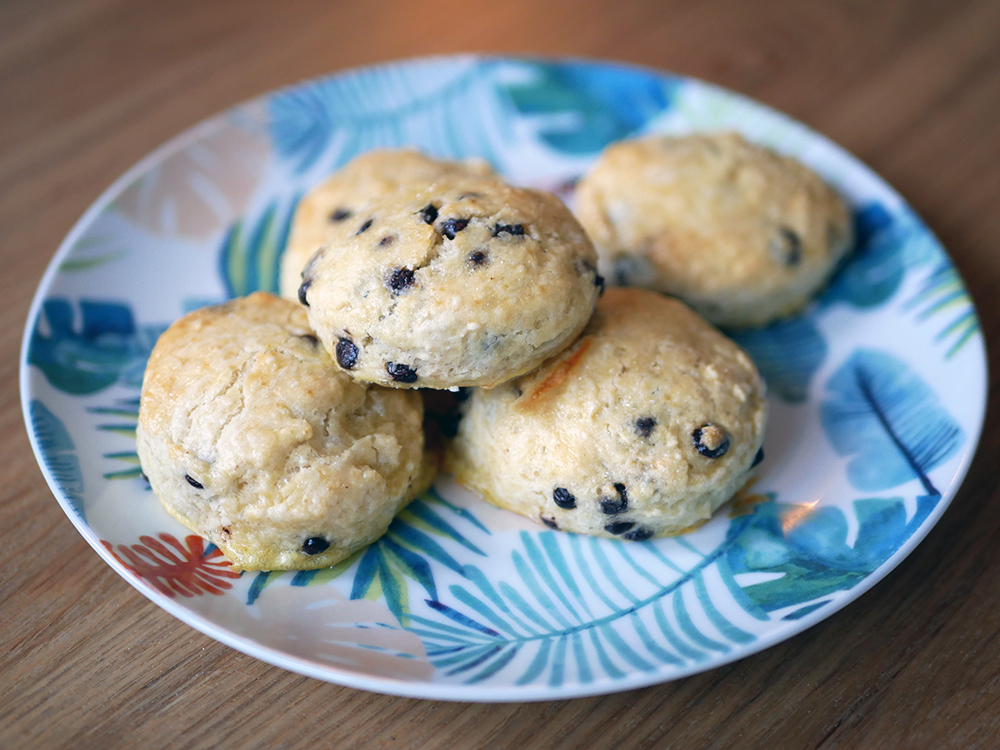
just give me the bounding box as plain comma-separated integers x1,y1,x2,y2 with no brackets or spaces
446,288,767,540
299,176,603,389
278,149,494,299
574,132,853,327
136,292,436,571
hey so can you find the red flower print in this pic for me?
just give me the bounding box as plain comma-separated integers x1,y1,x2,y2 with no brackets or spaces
102,533,241,598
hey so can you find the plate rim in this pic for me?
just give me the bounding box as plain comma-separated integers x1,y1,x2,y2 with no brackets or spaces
19,52,990,702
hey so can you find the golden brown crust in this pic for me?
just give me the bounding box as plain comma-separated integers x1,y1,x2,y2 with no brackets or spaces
575,132,853,327
137,292,435,571
302,175,601,389
278,149,494,299
446,287,768,539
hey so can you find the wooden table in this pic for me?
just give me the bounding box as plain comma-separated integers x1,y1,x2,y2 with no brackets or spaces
3,1,998,747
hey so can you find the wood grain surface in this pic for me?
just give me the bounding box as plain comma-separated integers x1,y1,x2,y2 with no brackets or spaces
3,1,999,747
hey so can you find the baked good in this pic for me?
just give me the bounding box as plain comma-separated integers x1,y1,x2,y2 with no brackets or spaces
278,149,494,299
136,292,435,571
299,176,603,389
445,287,767,539
574,132,853,327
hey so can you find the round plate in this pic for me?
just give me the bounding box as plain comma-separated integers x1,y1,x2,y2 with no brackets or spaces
20,56,987,702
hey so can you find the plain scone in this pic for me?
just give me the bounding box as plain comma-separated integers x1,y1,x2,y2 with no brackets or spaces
574,132,853,327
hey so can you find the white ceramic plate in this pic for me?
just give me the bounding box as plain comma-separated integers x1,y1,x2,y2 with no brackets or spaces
21,56,987,701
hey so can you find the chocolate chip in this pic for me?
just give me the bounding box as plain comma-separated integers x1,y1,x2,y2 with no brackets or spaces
221,526,231,536
357,218,374,235
605,521,635,535
386,267,415,294
298,279,311,306
600,484,628,515
693,424,730,458
623,526,654,542
493,223,524,237
770,226,802,266
140,471,149,484
185,474,204,490
553,487,576,509
301,536,330,555
386,362,418,383
635,417,656,438
751,446,765,468
441,218,469,240
419,204,439,224
335,338,358,369
469,249,488,266
330,207,352,222
540,515,559,530
595,274,605,295
297,333,320,346
379,235,396,247
455,387,472,403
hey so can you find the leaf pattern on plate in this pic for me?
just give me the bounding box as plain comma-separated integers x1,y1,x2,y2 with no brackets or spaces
30,400,85,521
906,260,980,358
820,348,962,494
102,533,241,597
112,121,271,239
402,531,762,686
498,60,677,154
218,198,298,298
28,298,164,395
727,314,827,403
268,59,510,173
721,494,940,620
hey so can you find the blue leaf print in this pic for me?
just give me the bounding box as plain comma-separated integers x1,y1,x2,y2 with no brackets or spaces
722,494,939,614
500,60,677,154
823,202,940,310
268,60,508,173
727,314,827,403
821,349,962,494
30,400,85,521
28,299,164,395
822,203,902,308
403,531,756,686
219,198,298,298
906,260,981,358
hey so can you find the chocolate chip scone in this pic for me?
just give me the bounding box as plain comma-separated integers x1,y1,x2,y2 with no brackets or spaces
574,132,853,327
446,287,767,540
278,149,494,300
136,292,436,571
299,176,603,389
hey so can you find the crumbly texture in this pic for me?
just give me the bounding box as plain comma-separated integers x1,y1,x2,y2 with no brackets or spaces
300,176,602,389
278,149,494,300
136,292,436,571
574,132,853,327
446,288,768,540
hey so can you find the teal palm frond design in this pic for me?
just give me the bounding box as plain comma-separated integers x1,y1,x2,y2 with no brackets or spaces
404,532,761,686
247,489,490,621
219,198,298,298
88,396,145,480
720,494,941,620
268,60,508,173
906,261,980,358
31,400,85,520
